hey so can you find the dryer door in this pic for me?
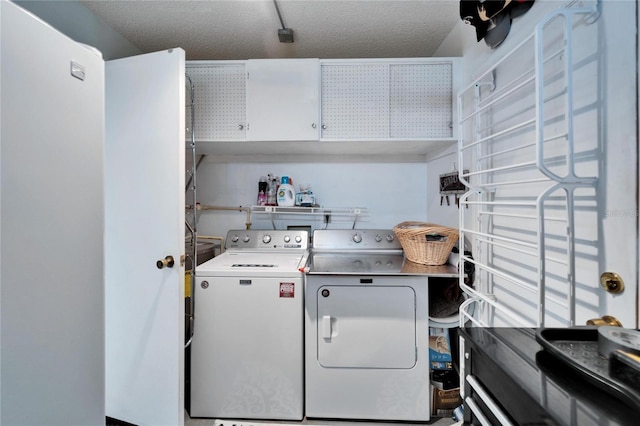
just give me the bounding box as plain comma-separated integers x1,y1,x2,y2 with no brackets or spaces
317,285,416,369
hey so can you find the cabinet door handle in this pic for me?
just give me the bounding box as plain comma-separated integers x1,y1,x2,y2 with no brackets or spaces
312,123,317,129
465,397,493,426
321,124,327,130
466,376,514,426
238,124,244,130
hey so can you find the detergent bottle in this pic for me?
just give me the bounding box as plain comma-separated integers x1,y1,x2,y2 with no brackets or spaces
277,176,295,206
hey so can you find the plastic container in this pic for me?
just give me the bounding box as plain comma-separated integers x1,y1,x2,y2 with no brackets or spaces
266,174,278,206
277,176,296,206
295,184,316,207
257,176,267,206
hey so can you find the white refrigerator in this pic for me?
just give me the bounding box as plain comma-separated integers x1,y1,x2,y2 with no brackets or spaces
1,2,186,425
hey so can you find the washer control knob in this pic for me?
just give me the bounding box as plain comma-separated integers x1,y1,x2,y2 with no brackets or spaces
262,234,272,244
242,235,250,243
386,234,395,242
231,234,239,243
295,235,302,243
352,233,363,243
284,235,291,243
375,234,383,242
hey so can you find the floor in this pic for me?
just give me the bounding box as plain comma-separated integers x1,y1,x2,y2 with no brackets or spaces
184,412,459,426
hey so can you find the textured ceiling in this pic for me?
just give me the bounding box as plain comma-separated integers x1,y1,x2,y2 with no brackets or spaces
81,0,461,60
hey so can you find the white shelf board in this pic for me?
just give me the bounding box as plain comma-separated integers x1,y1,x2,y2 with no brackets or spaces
251,206,366,216
195,139,457,163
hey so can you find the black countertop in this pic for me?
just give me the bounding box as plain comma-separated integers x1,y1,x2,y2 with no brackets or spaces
459,327,639,425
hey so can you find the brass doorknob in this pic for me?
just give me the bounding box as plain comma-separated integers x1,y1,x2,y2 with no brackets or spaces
586,315,623,327
600,272,625,294
156,255,175,269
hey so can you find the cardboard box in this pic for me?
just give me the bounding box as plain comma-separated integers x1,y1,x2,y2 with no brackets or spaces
431,385,462,417
429,327,453,370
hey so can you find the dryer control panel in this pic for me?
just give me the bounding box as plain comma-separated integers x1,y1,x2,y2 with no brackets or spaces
312,229,401,251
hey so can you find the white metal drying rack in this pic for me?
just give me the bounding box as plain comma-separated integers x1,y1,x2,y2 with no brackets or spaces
457,6,600,329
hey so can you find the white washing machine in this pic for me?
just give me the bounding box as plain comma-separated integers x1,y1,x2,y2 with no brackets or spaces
190,229,308,420
305,229,458,422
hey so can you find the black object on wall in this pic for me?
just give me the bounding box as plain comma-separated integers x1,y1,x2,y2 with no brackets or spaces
460,0,535,49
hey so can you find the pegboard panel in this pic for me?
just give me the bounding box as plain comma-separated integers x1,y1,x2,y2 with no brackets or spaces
186,63,246,140
390,63,453,138
321,64,390,139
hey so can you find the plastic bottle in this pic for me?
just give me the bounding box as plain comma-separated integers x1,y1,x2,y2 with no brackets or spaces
266,174,278,206
277,176,296,207
257,176,267,206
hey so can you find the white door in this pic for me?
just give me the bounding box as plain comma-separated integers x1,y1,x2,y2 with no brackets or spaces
317,286,416,368
186,62,247,140
455,1,638,328
588,1,637,328
105,49,186,426
246,58,320,141
320,63,389,139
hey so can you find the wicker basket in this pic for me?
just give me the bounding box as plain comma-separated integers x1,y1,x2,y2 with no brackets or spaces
393,222,459,266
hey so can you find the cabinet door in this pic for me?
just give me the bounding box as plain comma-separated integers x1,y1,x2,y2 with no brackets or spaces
186,62,246,140
246,58,319,141
316,285,416,369
321,63,390,139
390,63,453,138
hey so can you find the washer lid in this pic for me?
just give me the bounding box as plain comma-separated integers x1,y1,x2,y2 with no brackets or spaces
196,251,308,277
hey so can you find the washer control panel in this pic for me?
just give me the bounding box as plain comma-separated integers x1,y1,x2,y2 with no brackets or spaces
225,229,309,250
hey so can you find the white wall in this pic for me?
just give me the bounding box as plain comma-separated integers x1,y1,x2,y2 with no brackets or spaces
195,161,428,237
14,0,141,60
424,146,460,229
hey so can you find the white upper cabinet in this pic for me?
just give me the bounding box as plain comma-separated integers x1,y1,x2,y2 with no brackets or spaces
246,58,320,141
186,61,246,140
320,59,455,140
186,58,459,161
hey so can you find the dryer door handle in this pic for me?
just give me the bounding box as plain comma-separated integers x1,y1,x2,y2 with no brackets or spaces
322,315,332,340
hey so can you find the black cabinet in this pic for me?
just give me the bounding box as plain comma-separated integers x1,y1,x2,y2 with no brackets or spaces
459,327,639,425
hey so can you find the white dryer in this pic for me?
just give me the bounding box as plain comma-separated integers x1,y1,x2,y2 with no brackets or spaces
305,229,458,422
190,229,308,420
